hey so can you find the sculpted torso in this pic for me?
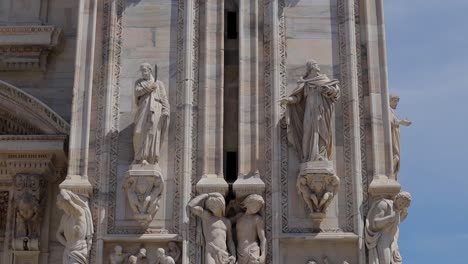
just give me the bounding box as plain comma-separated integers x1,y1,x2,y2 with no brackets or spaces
202,213,229,250
236,214,261,249
58,214,87,248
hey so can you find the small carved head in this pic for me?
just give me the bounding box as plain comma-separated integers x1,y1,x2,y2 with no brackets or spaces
389,94,400,109
205,194,226,217
307,260,318,264
114,245,123,255
156,248,165,259
241,194,265,215
140,63,153,80
394,191,412,211
305,60,320,75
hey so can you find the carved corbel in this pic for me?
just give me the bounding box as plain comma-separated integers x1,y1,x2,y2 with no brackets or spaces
123,164,165,226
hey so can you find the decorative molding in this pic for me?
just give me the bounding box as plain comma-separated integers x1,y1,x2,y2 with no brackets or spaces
0,191,9,236
0,80,70,135
0,25,63,71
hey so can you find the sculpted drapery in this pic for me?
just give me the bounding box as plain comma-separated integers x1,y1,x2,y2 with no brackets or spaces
133,63,170,165
282,60,340,162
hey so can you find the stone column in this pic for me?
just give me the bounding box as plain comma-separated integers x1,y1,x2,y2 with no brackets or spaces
364,0,400,197
196,0,229,195
233,0,265,198
58,0,98,197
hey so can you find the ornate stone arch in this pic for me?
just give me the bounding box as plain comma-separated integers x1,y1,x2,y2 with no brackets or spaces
0,80,69,135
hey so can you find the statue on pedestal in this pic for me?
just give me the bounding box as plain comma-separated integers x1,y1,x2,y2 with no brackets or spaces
126,62,169,226
365,191,412,264
56,189,94,264
389,95,412,180
281,60,340,228
187,193,236,264
133,63,170,166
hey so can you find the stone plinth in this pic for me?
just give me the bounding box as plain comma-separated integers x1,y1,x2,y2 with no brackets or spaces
12,250,40,264
232,171,265,199
195,175,229,196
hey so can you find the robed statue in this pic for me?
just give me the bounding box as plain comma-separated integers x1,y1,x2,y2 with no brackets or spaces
389,94,411,180
281,60,340,162
133,63,170,165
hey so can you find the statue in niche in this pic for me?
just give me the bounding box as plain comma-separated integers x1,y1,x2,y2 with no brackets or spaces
123,171,164,226
167,242,181,263
281,60,340,162
155,248,175,264
12,174,45,251
389,94,412,180
133,62,170,165
187,193,236,264
365,191,412,264
231,194,267,264
56,189,94,264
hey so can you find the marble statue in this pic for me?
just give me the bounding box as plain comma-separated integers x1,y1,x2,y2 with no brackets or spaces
128,248,147,264
109,245,130,264
123,171,164,226
155,248,175,264
389,95,412,180
167,242,181,263
133,62,170,165
187,193,236,264
281,60,340,162
365,191,412,264
232,194,267,264
13,174,45,251
56,189,94,264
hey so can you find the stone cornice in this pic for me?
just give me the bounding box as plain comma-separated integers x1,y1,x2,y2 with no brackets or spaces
0,25,63,71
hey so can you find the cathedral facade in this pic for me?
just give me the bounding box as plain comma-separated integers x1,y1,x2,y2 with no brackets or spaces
0,0,412,263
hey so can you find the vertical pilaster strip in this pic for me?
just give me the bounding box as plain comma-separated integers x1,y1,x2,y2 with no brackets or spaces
264,0,283,263
338,0,365,262
238,0,260,176
60,0,98,195
363,0,400,195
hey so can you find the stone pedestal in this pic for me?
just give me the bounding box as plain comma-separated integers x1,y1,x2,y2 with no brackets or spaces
195,175,229,196
124,164,165,226
232,171,265,200
296,161,340,230
12,250,40,264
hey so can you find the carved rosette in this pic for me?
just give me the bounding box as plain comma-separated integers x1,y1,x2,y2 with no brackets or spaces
123,164,165,226
296,161,340,229
12,173,46,251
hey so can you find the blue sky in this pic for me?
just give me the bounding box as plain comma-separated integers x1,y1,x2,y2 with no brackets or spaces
384,0,468,263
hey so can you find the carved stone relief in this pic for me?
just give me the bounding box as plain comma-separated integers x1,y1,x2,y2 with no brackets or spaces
389,95,412,181
56,189,94,264
187,193,236,264
109,245,147,264
123,166,164,226
365,191,412,264
12,174,46,251
156,248,175,264
281,60,341,228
